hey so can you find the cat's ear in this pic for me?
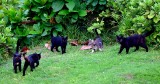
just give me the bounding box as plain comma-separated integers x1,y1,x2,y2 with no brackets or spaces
39,52,41,55
116,35,118,37
121,35,124,38
65,36,68,39
116,35,119,38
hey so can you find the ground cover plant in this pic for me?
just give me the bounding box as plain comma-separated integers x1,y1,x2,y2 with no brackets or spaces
0,44,160,84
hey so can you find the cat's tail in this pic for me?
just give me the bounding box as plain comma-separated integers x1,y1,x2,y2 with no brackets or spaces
16,39,21,53
93,28,100,37
22,54,28,61
143,24,155,37
50,27,55,38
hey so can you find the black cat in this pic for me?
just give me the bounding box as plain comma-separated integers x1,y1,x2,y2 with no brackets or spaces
88,28,103,53
23,53,41,76
50,27,68,54
13,39,22,73
116,24,155,54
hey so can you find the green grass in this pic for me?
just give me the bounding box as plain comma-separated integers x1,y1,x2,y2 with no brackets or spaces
0,44,160,84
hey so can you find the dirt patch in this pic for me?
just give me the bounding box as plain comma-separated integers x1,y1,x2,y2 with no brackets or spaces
153,56,160,60
121,73,133,80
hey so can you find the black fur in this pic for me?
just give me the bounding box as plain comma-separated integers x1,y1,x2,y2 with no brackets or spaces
13,39,22,73
50,27,68,54
23,53,41,76
116,25,155,54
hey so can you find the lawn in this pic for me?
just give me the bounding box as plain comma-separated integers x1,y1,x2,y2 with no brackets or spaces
0,44,160,84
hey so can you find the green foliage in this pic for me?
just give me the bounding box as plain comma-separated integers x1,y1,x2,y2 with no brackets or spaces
21,0,88,37
52,0,64,12
0,0,107,62
87,18,104,34
98,0,160,48
0,0,21,61
86,0,106,10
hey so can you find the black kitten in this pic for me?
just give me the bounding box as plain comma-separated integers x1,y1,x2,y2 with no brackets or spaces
50,27,68,54
13,39,22,73
116,24,155,54
23,53,41,76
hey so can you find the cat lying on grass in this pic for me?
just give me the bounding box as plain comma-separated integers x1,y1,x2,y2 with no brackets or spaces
88,28,103,53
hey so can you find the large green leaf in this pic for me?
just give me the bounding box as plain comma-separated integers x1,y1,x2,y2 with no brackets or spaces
144,10,150,16
0,12,4,19
153,15,160,23
8,8,16,18
29,31,40,35
49,11,56,18
55,24,63,32
58,10,69,15
33,23,40,31
35,0,41,4
78,10,87,17
144,0,153,6
157,38,160,43
41,14,48,22
0,5,3,10
92,0,98,6
99,0,106,5
41,29,48,36
86,0,93,5
0,34,7,43
148,10,155,19
66,1,75,11
53,31,58,36
23,0,31,9
35,0,47,5
55,15,63,23
23,9,29,16
152,3,160,12
71,14,78,23
0,20,5,26
33,16,41,21
65,0,73,2
139,2,147,8
31,7,40,12
52,0,64,12
14,27,27,36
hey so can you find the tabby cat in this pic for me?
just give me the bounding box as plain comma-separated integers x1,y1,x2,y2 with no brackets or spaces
88,28,103,53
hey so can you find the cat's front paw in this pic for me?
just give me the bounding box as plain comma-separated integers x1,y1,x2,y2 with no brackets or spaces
118,52,121,54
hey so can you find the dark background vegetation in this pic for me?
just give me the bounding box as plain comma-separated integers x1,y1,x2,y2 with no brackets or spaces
0,0,160,63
